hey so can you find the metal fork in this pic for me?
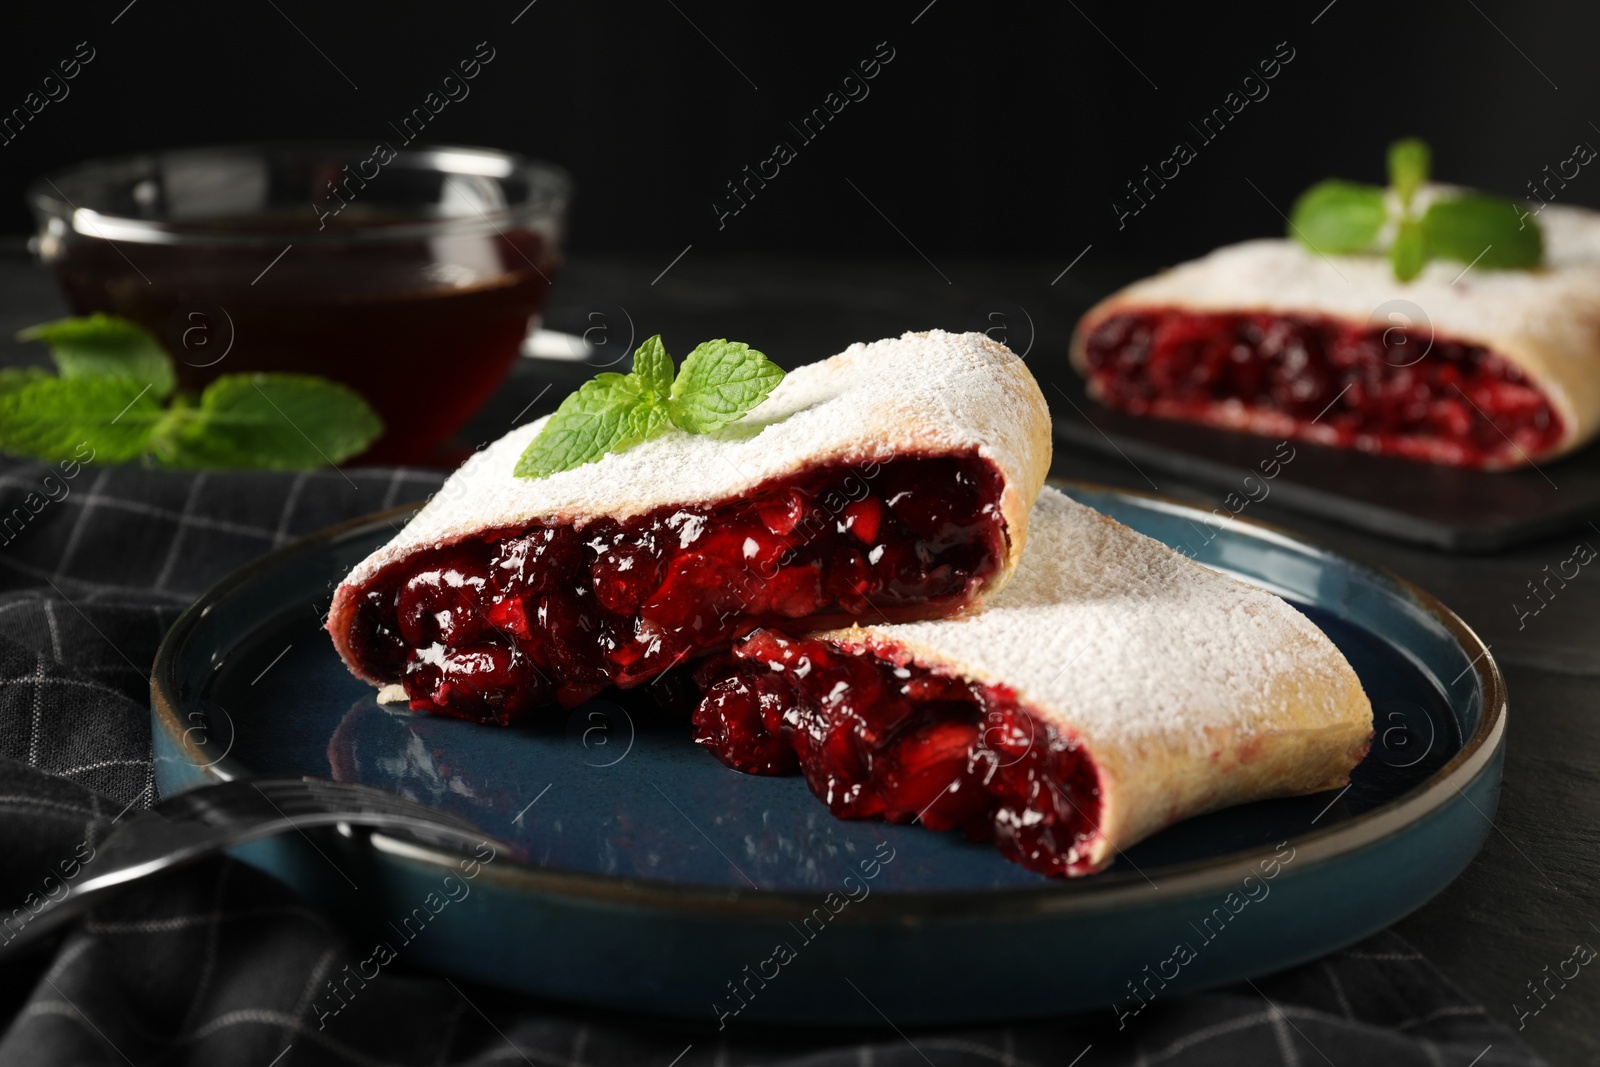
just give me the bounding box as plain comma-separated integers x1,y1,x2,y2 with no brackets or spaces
0,776,501,954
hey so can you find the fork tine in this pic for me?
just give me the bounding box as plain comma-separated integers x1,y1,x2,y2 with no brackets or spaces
155,776,490,840
256,777,446,814
252,777,486,831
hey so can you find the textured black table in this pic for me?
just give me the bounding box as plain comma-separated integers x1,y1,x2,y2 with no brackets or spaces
3,244,1596,1064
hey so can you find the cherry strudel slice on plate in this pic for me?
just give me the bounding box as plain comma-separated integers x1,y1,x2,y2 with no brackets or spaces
1072,199,1600,468
328,330,1051,724
692,487,1373,877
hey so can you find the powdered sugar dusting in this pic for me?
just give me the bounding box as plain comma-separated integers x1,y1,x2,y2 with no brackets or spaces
826,487,1368,758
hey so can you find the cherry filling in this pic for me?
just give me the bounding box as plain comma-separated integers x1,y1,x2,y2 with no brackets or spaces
344,455,1007,725
693,630,1103,877
1080,309,1564,467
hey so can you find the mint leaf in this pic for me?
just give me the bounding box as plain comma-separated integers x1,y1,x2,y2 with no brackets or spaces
668,340,784,433
0,375,164,463
1288,180,1387,255
1421,194,1543,271
1390,217,1427,282
150,374,383,469
514,373,664,479
18,313,176,398
0,367,50,400
0,315,382,471
632,335,674,399
1387,138,1430,209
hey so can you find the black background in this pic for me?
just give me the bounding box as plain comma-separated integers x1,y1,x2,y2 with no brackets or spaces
2,4,1600,1063
0,0,1596,267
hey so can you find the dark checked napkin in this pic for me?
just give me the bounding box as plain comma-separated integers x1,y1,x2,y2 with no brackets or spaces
0,458,1547,1066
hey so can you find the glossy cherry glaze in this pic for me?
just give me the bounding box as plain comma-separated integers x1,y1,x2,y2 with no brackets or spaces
345,454,1007,725
693,629,1103,877
1081,309,1564,467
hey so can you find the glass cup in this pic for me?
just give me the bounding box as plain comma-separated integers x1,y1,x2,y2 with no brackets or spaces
29,143,570,465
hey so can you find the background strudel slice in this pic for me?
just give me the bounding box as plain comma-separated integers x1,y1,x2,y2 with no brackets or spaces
1072,195,1600,468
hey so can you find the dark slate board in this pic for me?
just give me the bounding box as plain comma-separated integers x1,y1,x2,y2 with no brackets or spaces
1048,375,1600,552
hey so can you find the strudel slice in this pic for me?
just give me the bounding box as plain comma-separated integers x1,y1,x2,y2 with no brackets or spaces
692,487,1372,876
329,330,1050,723
1072,199,1600,468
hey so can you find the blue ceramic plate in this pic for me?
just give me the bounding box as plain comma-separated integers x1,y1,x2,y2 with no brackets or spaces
151,482,1505,1027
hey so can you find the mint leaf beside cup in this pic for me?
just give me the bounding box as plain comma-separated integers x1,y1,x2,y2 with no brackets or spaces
0,314,383,469
0,374,165,463
17,313,177,397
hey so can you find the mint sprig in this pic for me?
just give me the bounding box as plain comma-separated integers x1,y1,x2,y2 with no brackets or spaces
0,315,383,469
1288,137,1543,281
514,334,783,479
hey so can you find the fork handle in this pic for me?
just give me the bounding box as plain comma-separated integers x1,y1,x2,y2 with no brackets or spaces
0,804,491,954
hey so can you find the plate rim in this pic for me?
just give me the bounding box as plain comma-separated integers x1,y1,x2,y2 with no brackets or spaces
150,479,1506,920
